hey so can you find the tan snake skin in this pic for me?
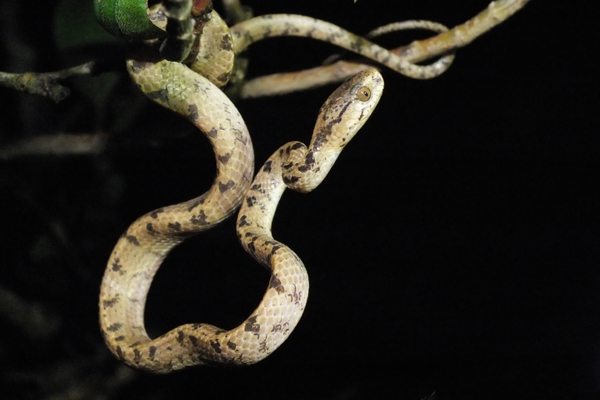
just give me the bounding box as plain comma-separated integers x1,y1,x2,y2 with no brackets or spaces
99,39,253,371
98,6,433,373
99,45,383,371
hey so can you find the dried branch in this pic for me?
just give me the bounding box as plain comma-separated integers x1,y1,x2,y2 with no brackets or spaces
0,133,107,160
396,0,531,62
237,0,532,98
0,61,101,103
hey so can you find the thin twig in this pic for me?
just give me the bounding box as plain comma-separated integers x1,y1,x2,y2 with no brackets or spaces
0,61,100,103
0,133,107,160
396,0,532,62
237,0,532,98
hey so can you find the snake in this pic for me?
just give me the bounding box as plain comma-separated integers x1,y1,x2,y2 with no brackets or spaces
95,1,433,372
100,60,383,372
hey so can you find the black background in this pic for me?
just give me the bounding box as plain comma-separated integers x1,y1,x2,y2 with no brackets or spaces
0,1,598,399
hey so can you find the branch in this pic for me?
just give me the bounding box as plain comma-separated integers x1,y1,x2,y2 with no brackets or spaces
0,61,101,103
0,133,107,160
236,0,532,98
395,0,532,62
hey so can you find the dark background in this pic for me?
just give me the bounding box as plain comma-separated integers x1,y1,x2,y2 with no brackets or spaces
0,1,597,399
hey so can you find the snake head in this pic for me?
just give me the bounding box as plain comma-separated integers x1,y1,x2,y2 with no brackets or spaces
312,68,384,151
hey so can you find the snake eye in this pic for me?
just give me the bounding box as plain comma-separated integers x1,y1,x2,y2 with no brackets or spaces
356,86,371,102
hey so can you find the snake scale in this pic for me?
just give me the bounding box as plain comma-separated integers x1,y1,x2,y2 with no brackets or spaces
97,3,439,373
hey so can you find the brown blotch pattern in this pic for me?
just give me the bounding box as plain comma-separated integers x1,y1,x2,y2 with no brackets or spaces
148,346,157,360
111,259,122,272
210,340,222,354
177,331,185,346
187,195,206,212
269,275,285,294
220,35,232,51
168,222,182,232
147,88,169,104
190,210,208,226
134,349,142,363
217,72,230,84
126,235,140,246
146,223,158,235
238,215,250,227
219,180,235,193
246,196,257,208
107,322,123,332
244,315,260,334
150,208,165,219
188,103,199,120
102,295,120,309
218,152,231,164
283,175,299,185
262,160,273,173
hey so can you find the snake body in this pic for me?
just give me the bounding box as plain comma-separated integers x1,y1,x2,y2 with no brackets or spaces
97,4,436,373
99,48,383,370
99,47,254,372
